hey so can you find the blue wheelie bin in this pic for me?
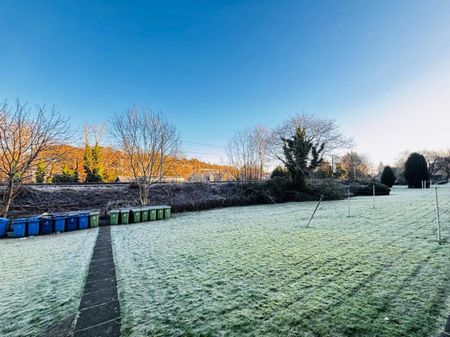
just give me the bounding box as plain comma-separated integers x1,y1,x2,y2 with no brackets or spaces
40,216,53,235
54,215,66,233
78,213,89,230
0,217,9,238
27,217,40,236
66,213,78,231
12,218,27,238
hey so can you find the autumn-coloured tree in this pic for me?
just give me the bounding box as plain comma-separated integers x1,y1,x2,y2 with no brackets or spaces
336,151,370,179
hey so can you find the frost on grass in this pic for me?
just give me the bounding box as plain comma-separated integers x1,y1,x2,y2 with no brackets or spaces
111,186,450,337
0,228,98,337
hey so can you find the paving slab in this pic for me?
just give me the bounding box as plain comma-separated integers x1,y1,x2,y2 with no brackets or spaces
80,287,118,309
76,300,121,330
84,278,117,294
85,267,116,283
74,319,121,337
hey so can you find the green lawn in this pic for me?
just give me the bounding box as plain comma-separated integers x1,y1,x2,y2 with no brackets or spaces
0,228,98,337
111,186,450,337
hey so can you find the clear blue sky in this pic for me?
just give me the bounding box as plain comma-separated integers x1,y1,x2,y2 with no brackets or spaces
1,1,449,164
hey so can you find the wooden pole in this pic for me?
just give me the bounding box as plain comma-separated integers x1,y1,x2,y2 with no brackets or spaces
306,195,324,228
434,186,441,243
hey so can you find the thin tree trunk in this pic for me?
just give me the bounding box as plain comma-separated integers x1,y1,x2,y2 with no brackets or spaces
2,179,15,217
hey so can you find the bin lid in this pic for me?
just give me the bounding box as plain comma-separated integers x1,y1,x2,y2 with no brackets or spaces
151,205,171,209
132,208,141,212
13,218,27,222
89,211,100,215
0,217,9,221
109,209,120,213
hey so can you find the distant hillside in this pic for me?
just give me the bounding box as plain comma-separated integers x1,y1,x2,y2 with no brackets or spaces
39,145,235,183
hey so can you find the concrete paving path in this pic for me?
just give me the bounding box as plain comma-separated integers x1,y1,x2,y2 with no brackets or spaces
73,226,121,337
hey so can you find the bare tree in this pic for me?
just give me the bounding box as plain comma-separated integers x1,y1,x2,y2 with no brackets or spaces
110,107,181,205
271,113,353,161
226,129,258,181
252,126,271,180
421,150,449,178
83,123,107,147
0,100,70,216
226,126,271,181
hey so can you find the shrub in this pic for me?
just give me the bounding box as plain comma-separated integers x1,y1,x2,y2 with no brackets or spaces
271,166,289,179
380,166,396,187
404,153,429,188
265,176,297,202
306,179,345,200
346,179,390,196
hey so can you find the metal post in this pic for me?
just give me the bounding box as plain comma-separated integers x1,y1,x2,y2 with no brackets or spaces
435,186,441,243
372,184,375,209
331,155,334,180
306,195,324,228
347,187,351,217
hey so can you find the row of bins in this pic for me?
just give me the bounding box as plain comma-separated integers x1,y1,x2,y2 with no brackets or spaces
109,205,171,225
0,211,100,238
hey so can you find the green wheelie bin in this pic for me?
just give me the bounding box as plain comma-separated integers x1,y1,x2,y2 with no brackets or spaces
163,206,171,219
120,209,130,224
140,207,149,222
149,207,157,221
156,206,164,220
89,211,100,228
131,208,141,223
109,210,119,225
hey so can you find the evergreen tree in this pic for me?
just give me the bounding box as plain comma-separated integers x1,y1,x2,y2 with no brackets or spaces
281,127,324,189
35,161,46,183
53,165,79,183
84,142,103,182
270,166,289,179
404,152,429,188
380,165,396,187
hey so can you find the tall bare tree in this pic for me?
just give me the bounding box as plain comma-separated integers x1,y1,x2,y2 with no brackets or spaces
110,107,181,205
253,126,271,180
226,129,257,181
226,126,271,181
271,113,352,161
0,100,70,216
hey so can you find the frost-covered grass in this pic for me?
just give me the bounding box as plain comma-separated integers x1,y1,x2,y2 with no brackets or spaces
112,186,450,337
0,228,98,337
